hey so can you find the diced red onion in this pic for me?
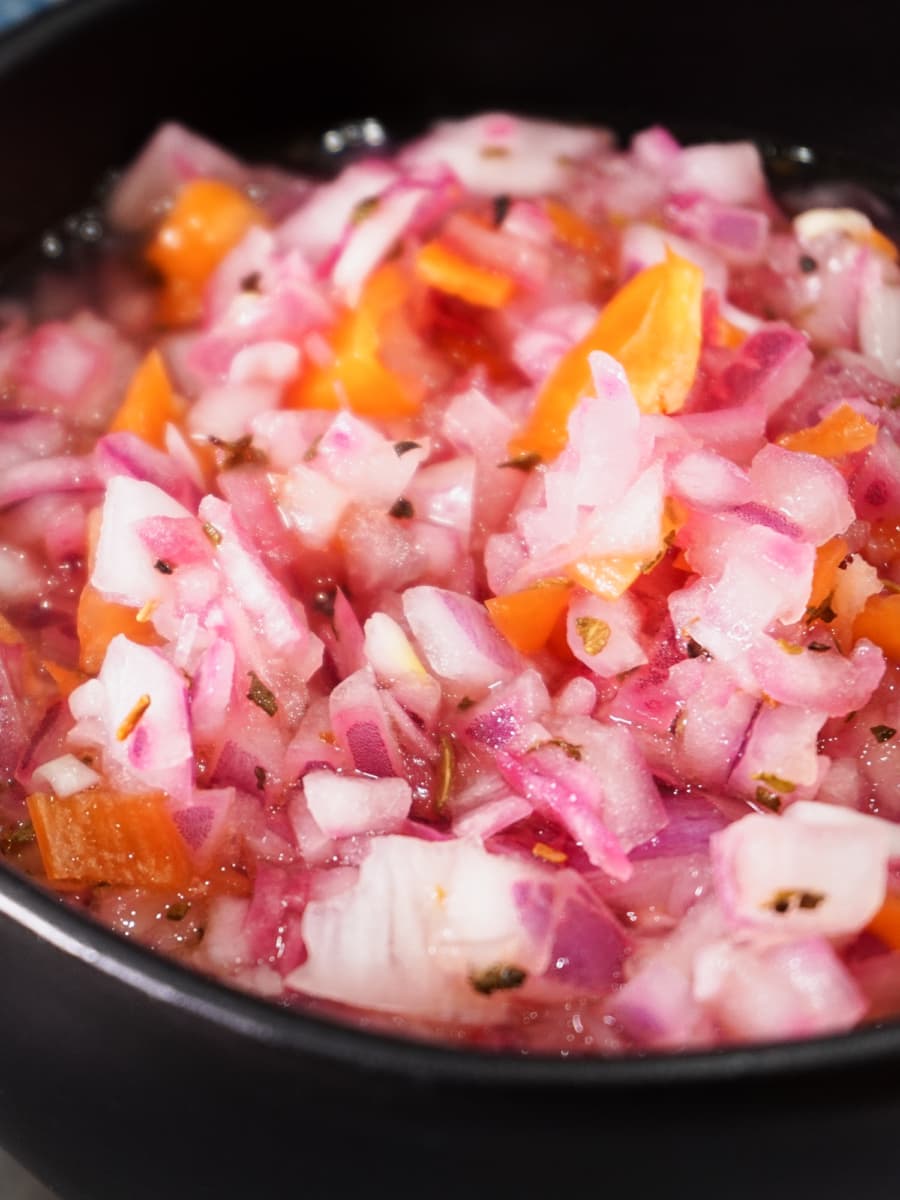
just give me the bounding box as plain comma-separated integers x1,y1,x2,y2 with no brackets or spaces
303,770,412,838
68,634,193,805
107,122,247,231
711,808,890,937
31,752,102,798
92,475,194,607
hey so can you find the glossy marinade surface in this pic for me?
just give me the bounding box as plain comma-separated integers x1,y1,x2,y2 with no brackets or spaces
1,113,899,1055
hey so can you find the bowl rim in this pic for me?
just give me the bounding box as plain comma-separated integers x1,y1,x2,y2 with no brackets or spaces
3,0,900,1093
4,862,900,1089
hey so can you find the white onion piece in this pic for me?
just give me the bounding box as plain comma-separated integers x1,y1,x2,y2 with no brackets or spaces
304,771,412,838
403,585,519,692
711,809,890,937
288,835,556,1020
92,475,193,608
32,753,102,798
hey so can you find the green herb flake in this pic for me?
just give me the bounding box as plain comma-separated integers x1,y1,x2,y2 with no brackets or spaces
0,822,35,855
767,889,826,914
302,435,322,463
498,451,542,472
872,725,897,744
480,145,510,160
807,642,832,652
247,672,278,718
881,579,900,595
202,521,222,546
528,737,582,761
457,696,475,711
254,765,267,790
154,559,174,575
393,440,421,456
574,616,611,656
208,433,265,470
469,963,527,995
754,786,782,813
389,497,414,519
804,594,836,625
166,901,190,922
752,772,796,795
492,194,511,227
798,254,818,273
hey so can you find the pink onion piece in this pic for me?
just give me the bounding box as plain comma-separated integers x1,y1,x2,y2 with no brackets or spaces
92,475,195,607
403,585,519,694
107,122,247,232
68,634,193,805
494,744,633,881
749,443,854,546
710,323,813,417
694,936,867,1043
242,863,310,976
170,786,234,867
399,112,608,197
329,669,404,778
711,808,890,937
94,431,199,507
0,454,99,512
287,835,561,1021
198,494,322,679
303,770,412,839
746,637,885,719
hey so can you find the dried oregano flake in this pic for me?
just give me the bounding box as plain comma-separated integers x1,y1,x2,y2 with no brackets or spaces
247,672,278,717
574,616,611,656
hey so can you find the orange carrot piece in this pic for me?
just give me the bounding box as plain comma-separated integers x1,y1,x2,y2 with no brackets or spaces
714,313,748,349
77,584,162,675
544,199,610,260
532,841,568,865
0,613,22,645
808,536,849,612
415,241,516,309
867,893,900,948
28,790,192,889
510,249,703,462
865,227,899,263
485,579,572,655
853,592,900,662
287,263,419,417
565,555,645,600
42,659,87,697
778,403,879,458
146,179,267,327
109,349,182,448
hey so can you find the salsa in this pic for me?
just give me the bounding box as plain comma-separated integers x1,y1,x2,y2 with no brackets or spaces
1,112,899,1054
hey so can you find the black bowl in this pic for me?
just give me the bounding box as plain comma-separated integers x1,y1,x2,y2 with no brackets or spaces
2,2,900,1197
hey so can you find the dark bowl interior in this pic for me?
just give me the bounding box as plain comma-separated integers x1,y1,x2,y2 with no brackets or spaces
2,2,900,1197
